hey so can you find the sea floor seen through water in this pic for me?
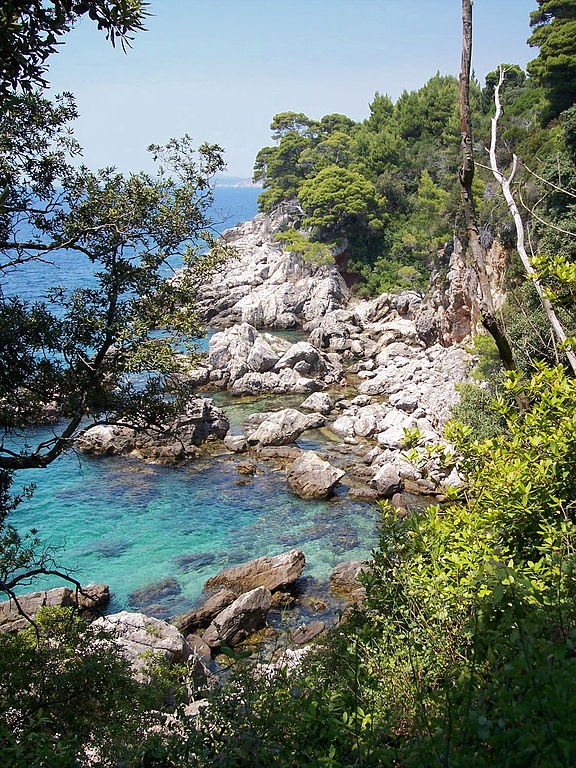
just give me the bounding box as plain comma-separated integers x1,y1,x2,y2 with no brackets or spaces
12,425,378,618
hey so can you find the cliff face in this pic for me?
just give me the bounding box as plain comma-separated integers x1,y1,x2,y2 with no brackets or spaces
425,236,510,346
196,209,510,348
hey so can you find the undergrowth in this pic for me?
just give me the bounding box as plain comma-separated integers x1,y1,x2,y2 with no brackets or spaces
159,364,576,767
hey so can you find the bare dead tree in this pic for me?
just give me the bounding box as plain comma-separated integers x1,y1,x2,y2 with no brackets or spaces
458,0,516,371
488,66,576,376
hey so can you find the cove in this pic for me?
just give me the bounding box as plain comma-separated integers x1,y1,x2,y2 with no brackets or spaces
12,412,377,618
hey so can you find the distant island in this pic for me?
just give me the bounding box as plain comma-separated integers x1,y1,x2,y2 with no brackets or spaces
215,175,262,188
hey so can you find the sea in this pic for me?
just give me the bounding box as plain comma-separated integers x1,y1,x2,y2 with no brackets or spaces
5,186,377,618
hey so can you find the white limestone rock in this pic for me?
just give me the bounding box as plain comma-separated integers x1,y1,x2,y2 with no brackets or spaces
287,451,345,499
246,408,325,446
300,392,334,414
195,210,348,328
92,611,191,678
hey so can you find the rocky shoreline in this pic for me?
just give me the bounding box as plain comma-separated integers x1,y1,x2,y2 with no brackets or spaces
0,548,370,703
76,208,473,505
6,208,478,679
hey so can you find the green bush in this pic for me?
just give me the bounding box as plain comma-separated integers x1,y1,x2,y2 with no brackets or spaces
171,364,576,767
0,606,173,767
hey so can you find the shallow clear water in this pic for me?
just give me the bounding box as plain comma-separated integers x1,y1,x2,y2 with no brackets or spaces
13,432,377,618
6,188,379,618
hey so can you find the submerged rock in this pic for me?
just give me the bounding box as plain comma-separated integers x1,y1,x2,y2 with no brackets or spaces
128,577,181,609
329,560,372,595
174,552,217,572
204,549,306,594
286,451,345,500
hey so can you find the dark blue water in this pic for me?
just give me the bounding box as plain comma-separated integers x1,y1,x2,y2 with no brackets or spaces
5,187,377,616
2,186,262,303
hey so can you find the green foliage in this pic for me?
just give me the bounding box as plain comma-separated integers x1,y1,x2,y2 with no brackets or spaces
298,165,387,235
172,365,576,768
452,381,507,440
395,73,460,143
0,1,149,100
358,252,430,295
0,606,167,767
269,111,316,140
0,97,229,464
274,228,335,265
528,0,576,116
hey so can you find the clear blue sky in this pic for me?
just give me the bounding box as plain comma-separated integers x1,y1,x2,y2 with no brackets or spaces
47,0,537,178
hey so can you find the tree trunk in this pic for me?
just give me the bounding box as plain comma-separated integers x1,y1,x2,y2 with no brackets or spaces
458,0,516,371
489,67,576,376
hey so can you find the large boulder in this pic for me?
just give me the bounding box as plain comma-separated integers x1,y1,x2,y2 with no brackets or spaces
0,584,110,633
202,586,272,648
287,451,345,499
91,611,191,677
204,549,306,594
208,323,280,383
76,398,229,463
172,589,238,635
275,342,333,376
246,408,325,446
307,309,363,354
371,465,403,497
300,392,334,414
229,368,324,396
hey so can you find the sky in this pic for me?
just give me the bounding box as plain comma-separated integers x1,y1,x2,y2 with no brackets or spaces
47,0,538,179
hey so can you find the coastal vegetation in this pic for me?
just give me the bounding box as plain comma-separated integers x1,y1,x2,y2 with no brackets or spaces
1,1,576,766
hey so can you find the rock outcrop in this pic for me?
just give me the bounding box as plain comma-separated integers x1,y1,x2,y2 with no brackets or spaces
0,584,110,633
172,589,238,635
245,408,325,447
329,560,372,595
204,550,306,594
206,323,341,394
76,398,229,463
202,586,272,648
92,611,192,679
195,209,349,329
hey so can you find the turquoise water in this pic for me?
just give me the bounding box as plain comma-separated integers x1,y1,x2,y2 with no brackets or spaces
6,187,378,618
13,429,377,618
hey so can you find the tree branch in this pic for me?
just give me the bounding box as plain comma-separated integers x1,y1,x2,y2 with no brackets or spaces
488,66,576,376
